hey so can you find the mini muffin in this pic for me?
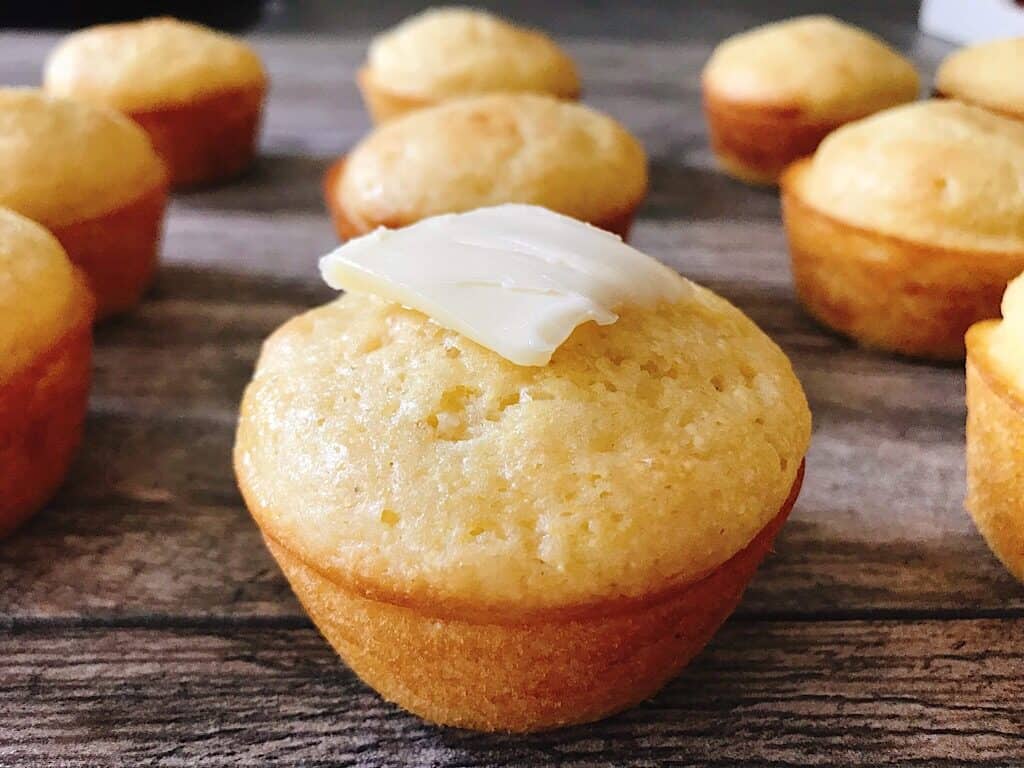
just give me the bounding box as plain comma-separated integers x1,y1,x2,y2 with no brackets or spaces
0,89,167,319
235,205,811,732
0,208,94,538
781,100,1024,360
357,7,579,123
702,15,919,185
936,37,1024,121
325,94,647,240
966,274,1024,582
44,17,267,188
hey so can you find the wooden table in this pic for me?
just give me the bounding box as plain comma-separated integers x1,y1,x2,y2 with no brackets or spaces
3,4,1023,765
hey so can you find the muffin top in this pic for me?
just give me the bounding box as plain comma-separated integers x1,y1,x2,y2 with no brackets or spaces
365,7,579,101
337,94,647,231
937,37,1024,118
0,208,91,383
793,100,1024,253
236,290,810,613
44,17,266,112
703,15,919,121
988,274,1024,391
0,89,165,227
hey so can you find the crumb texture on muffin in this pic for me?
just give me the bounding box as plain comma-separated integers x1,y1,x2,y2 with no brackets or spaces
0,89,164,226
337,94,647,230
366,7,578,100
0,208,84,381
702,15,919,120
44,17,266,112
796,100,1024,253
937,37,1024,116
236,288,811,611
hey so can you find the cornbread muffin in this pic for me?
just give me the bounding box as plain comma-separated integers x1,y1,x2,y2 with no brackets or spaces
357,7,580,123
781,100,1024,359
235,246,811,730
0,89,167,319
325,94,647,239
0,208,94,537
936,37,1024,121
702,15,919,185
44,17,267,188
966,274,1024,582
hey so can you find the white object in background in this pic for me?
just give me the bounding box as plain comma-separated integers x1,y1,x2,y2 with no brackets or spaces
920,0,1024,44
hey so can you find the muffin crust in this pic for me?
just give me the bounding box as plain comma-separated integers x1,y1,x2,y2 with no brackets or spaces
362,7,578,112
44,17,266,112
703,16,919,122
331,94,647,237
937,37,1024,120
0,89,164,228
966,275,1024,582
236,289,810,612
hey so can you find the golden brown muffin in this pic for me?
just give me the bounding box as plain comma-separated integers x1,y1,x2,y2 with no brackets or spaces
234,212,811,731
966,274,1024,582
781,100,1024,359
357,7,580,123
325,94,647,240
44,17,267,188
936,37,1024,121
702,15,919,185
0,207,94,538
0,89,167,319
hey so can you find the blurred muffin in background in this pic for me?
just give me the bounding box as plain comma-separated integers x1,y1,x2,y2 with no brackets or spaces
358,7,580,123
966,274,1024,582
936,37,1024,122
703,15,919,185
0,88,166,318
45,17,267,188
325,93,646,240
0,208,94,538
781,100,1024,360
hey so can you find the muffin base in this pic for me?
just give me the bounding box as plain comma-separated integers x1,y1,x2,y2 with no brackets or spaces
322,156,637,242
0,275,94,538
251,462,803,732
356,67,581,125
50,184,168,320
129,85,265,189
702,86,843,186
966,322,1024,582
781,159,1024,360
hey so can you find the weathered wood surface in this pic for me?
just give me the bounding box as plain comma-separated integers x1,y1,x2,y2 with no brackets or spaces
1,3,1022,765
4,620,1023,767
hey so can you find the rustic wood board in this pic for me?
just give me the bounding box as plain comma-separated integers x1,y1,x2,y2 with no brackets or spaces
1,6,1022,766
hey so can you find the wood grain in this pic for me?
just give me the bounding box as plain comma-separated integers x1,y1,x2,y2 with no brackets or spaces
1,5,1022,765
2,620,1022,767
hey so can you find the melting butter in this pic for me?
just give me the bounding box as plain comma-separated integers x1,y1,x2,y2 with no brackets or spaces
318,204,689,366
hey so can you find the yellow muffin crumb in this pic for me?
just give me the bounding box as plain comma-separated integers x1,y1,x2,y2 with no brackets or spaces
44,17,266,112
0,89,164,227
236,288,811,610
0,208,82,382
937,37,1024,118
703,15,919,121
338,93,647,231
366,7,578,101
798,100,1024,253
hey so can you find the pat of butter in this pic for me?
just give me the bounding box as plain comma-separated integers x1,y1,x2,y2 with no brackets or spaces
319,204,689,366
